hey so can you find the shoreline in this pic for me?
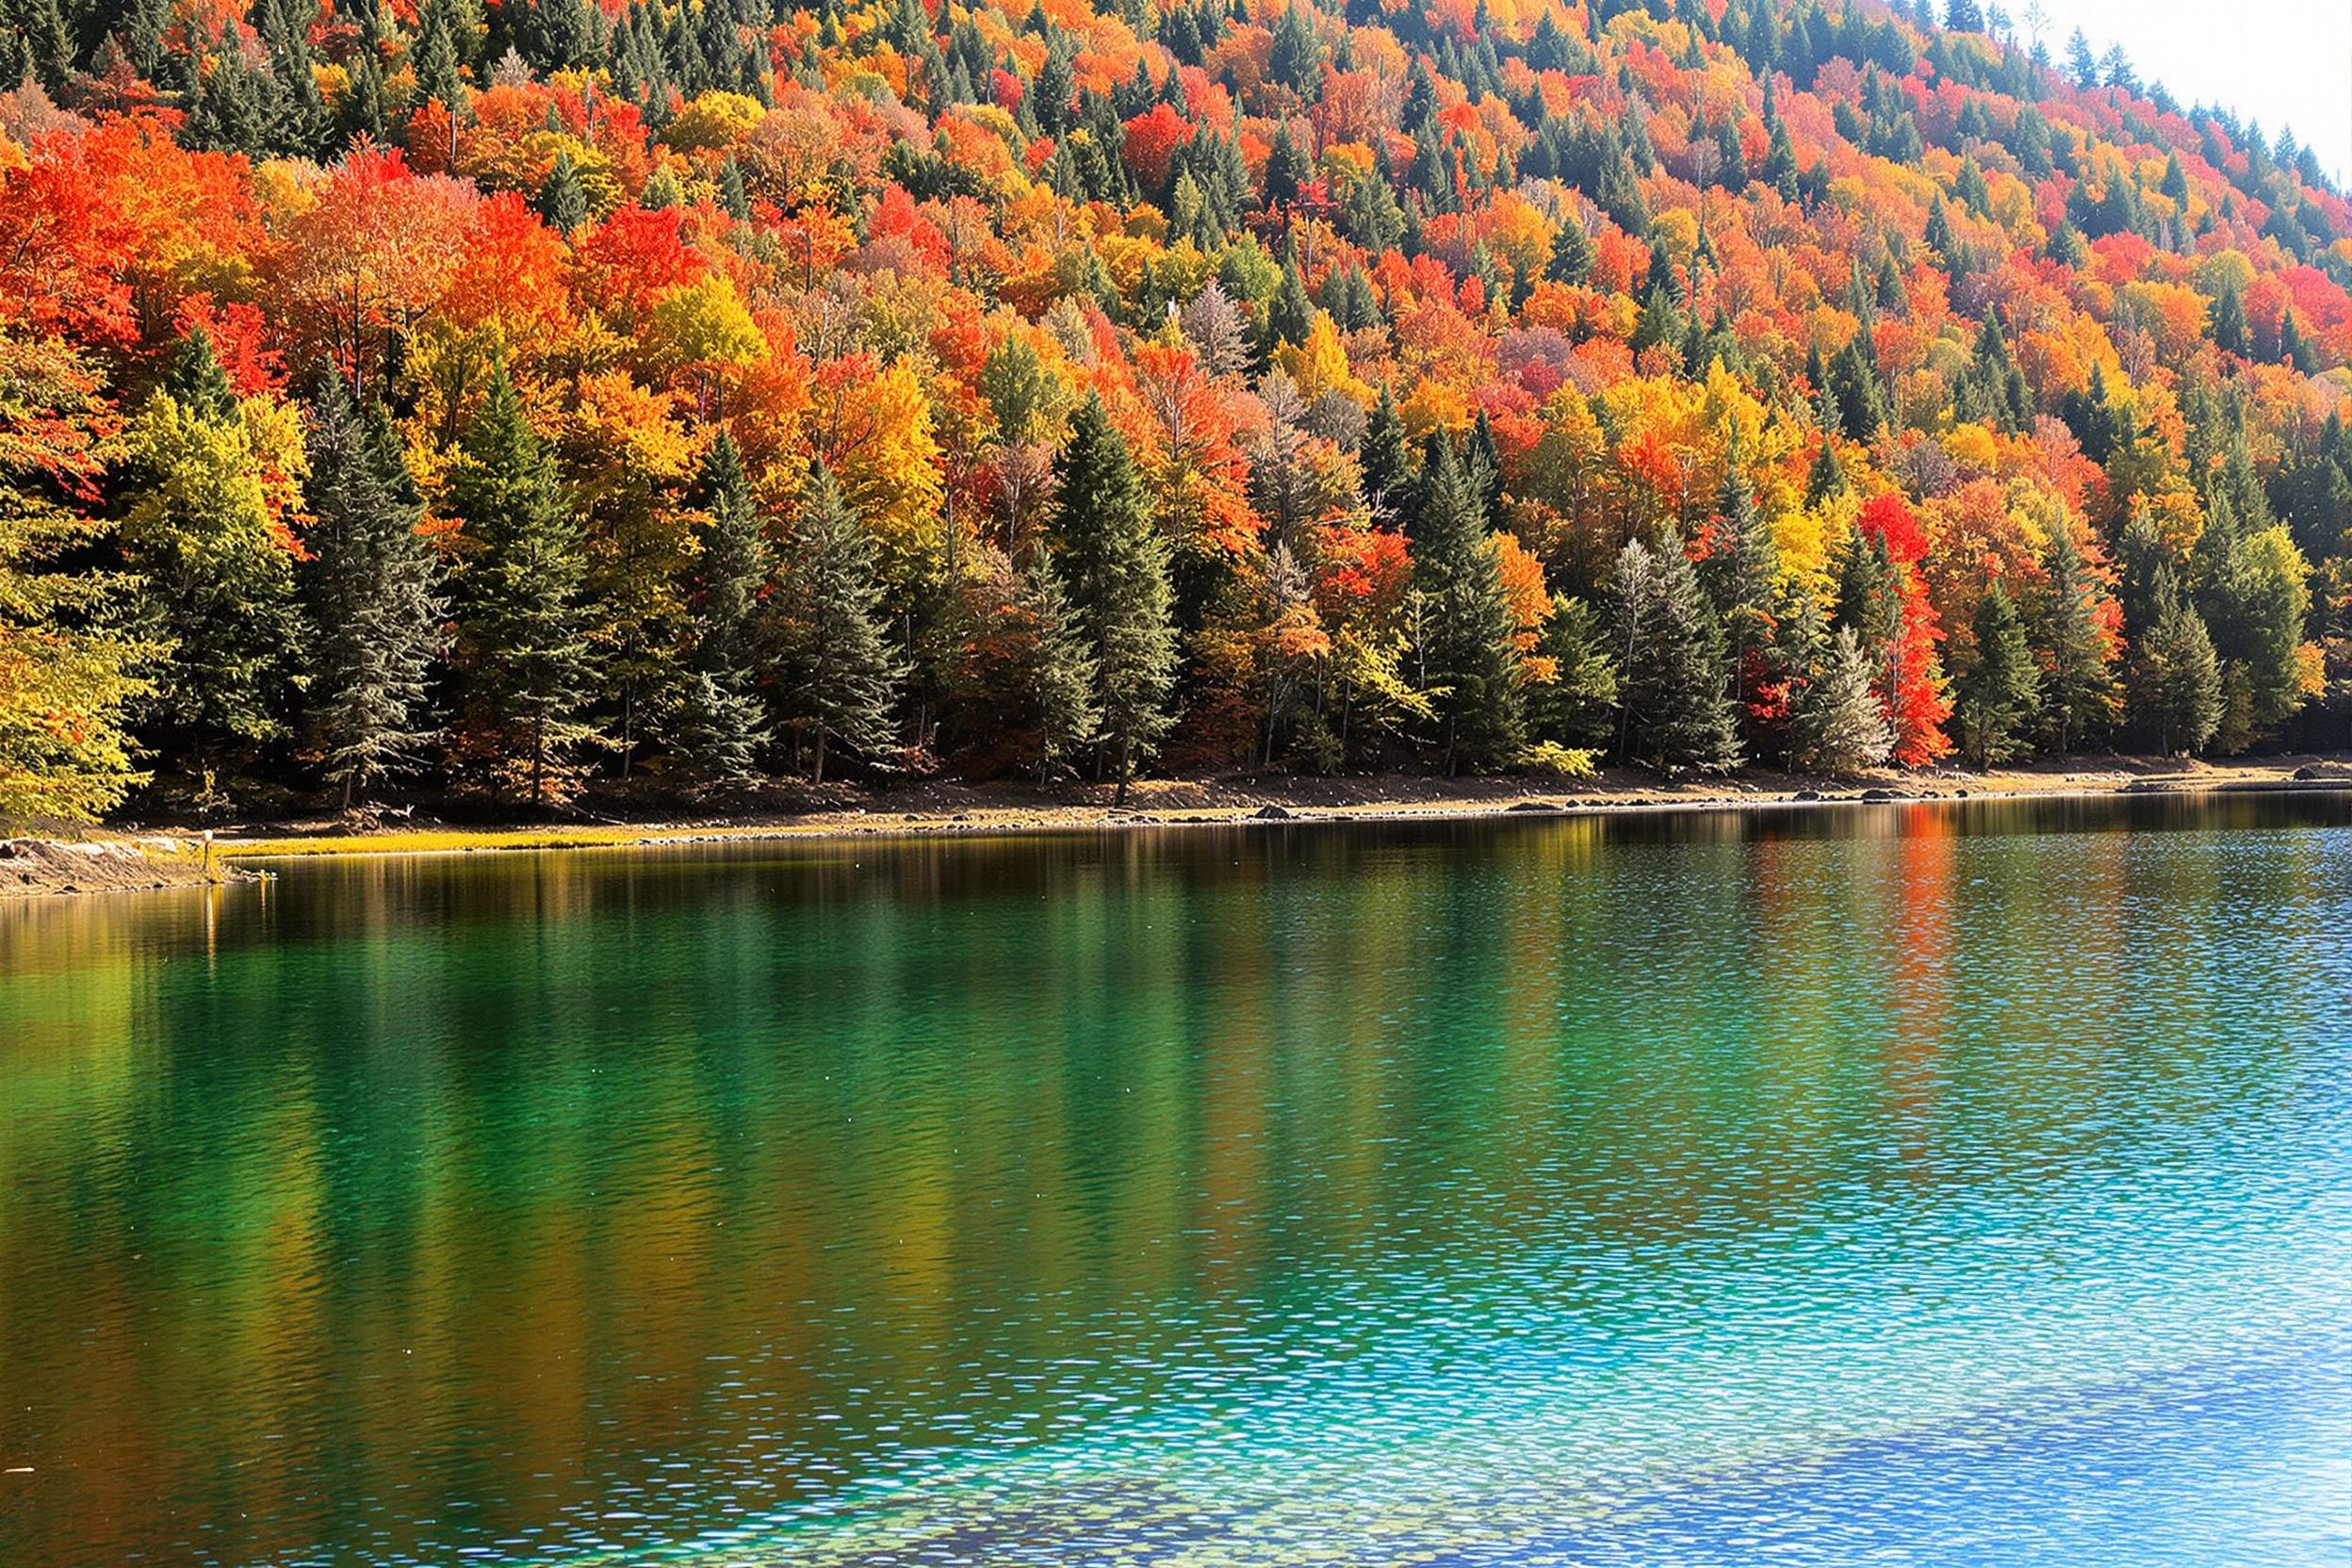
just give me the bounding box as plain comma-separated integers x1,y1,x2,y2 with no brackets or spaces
199,754,2352,866
10,757,2344,895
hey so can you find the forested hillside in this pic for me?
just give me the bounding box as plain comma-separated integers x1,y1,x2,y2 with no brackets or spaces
2,0,2349,819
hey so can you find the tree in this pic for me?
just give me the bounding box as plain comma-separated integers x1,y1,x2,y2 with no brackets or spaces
0,331,150,824
774,458,903,785
1953,584,2038,768
2131,571,2222,756
664,431,772,792
1791,626,1893,774
2034,517,2117,752
1011,557,1100,782
1524,596,1618,747
300,374,444,808
448,366,595,808
1409,433,1521,773
119,329,304,793
1051,395,1177,801
1613,536,1739,772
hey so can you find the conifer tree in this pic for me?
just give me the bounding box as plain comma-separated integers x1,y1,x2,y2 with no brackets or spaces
1524,596,1618,747
2132,572,2223,756
1612,535,1739,771
1953,584,2038,767
1012,557,1100,782
1790,625,1892,773
665,431,772,791
448,367,595,807
2036,520,2117,751
301,376,444,808
774,458,902,785
1051,395,1177,800
1410,433,1521,773
537,150,588,233
1360,385,1412,525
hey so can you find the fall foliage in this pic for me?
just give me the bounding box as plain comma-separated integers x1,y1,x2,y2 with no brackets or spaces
1,0,2348,817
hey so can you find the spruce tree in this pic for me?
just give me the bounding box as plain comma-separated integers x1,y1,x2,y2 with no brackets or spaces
1360,385,1412,525
1953,584,2038,767
2036,521,2116,752
1409,433,1521,773
448,367,595,808
775,459,902,785
1524,596,1618,747
1791,625,1892,773
2132,572,2223,756
301,376,444,808
536,150,589,233
665,431,772,791
1612,536,1739,771
1051,395,1177,801
1013,557,1101,782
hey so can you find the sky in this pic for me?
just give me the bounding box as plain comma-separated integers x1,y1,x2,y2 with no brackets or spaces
2011,0,2352,186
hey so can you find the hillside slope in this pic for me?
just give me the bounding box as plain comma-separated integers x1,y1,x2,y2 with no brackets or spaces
2,0,2349,817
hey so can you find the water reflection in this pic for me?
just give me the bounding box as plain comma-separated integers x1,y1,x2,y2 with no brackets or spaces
1,795,2348,1566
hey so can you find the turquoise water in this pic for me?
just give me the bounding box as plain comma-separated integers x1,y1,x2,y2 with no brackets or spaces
1,796,2347,1565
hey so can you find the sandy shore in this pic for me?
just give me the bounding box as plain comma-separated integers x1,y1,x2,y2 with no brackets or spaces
183,753,2352,864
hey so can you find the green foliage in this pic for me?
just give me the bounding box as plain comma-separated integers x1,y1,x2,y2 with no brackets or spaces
1612,536,1739,772
1411,435,1521,773
774,458,903,784
301,375,445,807
1953,584,2038,767
448,367,596,806
1051,395,1176,799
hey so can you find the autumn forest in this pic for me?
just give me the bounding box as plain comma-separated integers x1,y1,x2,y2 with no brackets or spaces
2,0,2349,821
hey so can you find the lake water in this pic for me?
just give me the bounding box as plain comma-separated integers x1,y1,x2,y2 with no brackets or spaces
2,796,2348,1567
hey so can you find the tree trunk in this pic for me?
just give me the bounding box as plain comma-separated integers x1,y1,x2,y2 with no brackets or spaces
813,727,828,787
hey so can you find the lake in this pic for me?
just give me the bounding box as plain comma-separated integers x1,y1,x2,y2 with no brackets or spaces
2,795,2348,1566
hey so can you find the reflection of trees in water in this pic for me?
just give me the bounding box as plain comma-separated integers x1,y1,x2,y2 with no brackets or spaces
0,793,2344,1564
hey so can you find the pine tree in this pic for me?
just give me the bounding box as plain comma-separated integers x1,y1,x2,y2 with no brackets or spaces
537,150,589,233
1360,384,1412,525
448,366,595,808
1051,395,1177,800
774,458,902,785
1013,557,1100,782
1524,596,1618,747
1791,625,1893,773
664,431,772,791
2132,572,2222,756
1410,433,1521,773
1953,584,2038,767
2036,520,2117,752
301,375,444,808
1613,535,1739,771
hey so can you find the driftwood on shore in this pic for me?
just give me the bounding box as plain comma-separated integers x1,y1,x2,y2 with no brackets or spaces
0,837,255,899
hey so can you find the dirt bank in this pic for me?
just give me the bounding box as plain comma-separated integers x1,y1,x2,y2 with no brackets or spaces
205,754,2352,862
0,836,259,899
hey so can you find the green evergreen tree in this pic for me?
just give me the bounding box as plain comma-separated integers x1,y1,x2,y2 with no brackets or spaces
448,367,595,807
664,431,772,791
1051,395,1177,800
1524,596,1618,747
1953,583,2038,767
537,150,589,233
1790,624,1892,773
1410,433,1521,773
1613,535,1739,771
2132,571,2223,756
2035,521,2117,752
301,376,444,808
775,458,902,785
1012,556,1101,782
